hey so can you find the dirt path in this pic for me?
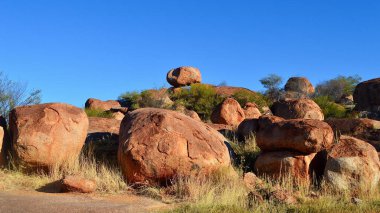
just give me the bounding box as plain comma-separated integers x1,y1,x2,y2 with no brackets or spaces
0,190,171,213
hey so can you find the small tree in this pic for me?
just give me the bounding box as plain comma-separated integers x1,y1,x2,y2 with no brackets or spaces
0,72,41,119
315,75,361,101
259,74,283,102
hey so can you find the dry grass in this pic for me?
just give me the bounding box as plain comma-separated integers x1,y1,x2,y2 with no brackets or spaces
0,148,128,194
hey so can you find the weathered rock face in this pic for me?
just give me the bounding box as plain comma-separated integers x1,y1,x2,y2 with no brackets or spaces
326,118,380,150
85,98,121,111
61,175,97,193
211,98,245,126
271,99,324,120
284,77,315,96
354,78,380,112
9,103,89,171
254,151,317,182
118,108,231,185
167,66,202,87
86,117,121,164
0,116,9,166
256,118,334,154
237,119,259,140
243,103,262,119
324,136,380,191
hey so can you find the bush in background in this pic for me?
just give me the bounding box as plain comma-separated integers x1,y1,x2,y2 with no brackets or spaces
313,96,347,118
232,90,268,112
314,75,361,101
84,108,114,118
170,84,224,121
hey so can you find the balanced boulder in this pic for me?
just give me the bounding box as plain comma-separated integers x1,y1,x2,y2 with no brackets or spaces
324,135,380,191
271,99,324,120
284,77,315,96
256,118,334,154
118,108,231,185
85,98,121,111
9,103,89,171
211,98,245,126
167,66,202,87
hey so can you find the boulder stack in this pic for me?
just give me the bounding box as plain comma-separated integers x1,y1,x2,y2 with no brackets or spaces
254,116,334,182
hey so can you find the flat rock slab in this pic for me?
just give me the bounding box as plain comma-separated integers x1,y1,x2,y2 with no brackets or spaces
0,191,169,213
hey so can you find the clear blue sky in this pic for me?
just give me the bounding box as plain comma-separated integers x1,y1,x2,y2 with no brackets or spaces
1,0,379,107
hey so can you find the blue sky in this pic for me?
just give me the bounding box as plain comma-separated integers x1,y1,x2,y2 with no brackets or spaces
1,0,379,107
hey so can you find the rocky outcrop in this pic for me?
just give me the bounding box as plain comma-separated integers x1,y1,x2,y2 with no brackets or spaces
256,118,334,154
9,103,89,171
85,98,121,111
271,99,324,120
324,136,380,191
118,108,231,185
326,118,380,150
211,98,245,126
167,66,202,87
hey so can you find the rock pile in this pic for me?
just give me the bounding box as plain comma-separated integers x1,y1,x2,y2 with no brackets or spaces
254,116,334,182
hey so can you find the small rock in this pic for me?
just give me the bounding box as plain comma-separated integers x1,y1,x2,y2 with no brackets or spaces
61,175,97,193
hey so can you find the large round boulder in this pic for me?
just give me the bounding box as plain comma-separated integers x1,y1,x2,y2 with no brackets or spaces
166,66,202,87
254,151,317,182
271,99,324,120
284,77,315,95
256,118,334,154
118,108,231,185
353,78,380,112
211,98,245,126
324,135,380,191
85,98,121,111
9,103,89,171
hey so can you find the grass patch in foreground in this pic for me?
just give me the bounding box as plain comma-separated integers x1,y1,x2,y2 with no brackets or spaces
0,152,128,194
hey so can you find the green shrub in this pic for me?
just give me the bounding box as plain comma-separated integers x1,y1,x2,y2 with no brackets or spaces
232,90,268,112
313,96,347,118
118,91,141,110
170,84,224,121
84,108,114,118
119,89,172,110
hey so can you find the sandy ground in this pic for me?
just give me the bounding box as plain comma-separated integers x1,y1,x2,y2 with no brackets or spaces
0,190,171,213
